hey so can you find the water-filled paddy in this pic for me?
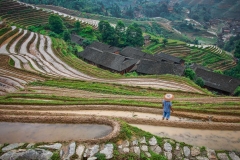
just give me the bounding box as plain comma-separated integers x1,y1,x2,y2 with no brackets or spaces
0,122,112,143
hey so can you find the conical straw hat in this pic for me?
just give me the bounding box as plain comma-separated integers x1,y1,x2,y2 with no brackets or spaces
164,93,174,101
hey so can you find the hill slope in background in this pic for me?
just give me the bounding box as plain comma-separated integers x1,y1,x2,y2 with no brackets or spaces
179,0,240,20
19,0,184,20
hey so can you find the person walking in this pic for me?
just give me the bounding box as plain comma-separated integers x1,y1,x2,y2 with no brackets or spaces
162,93,174,120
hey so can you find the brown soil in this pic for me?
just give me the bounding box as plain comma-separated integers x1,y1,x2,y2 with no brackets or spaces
0,104,239,123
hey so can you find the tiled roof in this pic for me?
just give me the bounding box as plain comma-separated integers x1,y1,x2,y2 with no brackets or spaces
78,47,138,72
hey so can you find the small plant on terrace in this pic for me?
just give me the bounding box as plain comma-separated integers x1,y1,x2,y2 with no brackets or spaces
51,152,60,160
95,153,106,160
124,71,138,77
200,146,206,152
184,68,196,80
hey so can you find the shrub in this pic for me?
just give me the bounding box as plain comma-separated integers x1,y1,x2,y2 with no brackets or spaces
234,86,240,96
49,14,64,34
82,39,92,48
95,153,106,160
51,152,60,160
162,38,168,45
74,21,81,32
9,58,15,67
213,70,223,75
125,71,138,77
184,68,196,80
63,30,71,41
195,77,205,87
48,32,59,38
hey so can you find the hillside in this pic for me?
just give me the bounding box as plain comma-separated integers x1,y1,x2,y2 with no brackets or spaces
179,0,240,20
18,0,185,20
0,1,240,159
142,35,236,71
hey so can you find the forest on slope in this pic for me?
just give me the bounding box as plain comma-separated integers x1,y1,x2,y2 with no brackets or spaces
19,0,184,20
19,0,240,22
179,0,240,22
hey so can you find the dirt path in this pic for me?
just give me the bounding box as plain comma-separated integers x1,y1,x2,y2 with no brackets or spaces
0,104,239,123
132,124,240,151
0,109,240,131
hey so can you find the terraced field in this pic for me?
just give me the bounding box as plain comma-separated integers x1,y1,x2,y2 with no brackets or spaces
0,0,90,28
145,42,236,71
0,24,207,96
0,26,239,127
0,1,240,158
1,24,239,128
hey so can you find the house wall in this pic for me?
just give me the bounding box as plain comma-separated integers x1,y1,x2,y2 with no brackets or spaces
114,51,120,54
123,64,137,74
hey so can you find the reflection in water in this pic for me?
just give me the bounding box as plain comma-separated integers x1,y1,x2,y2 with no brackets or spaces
0,122,112,143
132,124,240,151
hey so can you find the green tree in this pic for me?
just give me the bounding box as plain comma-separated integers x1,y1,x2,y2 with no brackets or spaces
110,3,121,18
74,21,81,32
195,77,205,87
224,42,240,79
115,21,126,46
151,38,159,44
82,39,92,48
63,30,70,41
126,23,144,47
194,39,198,45
224,63,240,79
48,14,64,34
162,38,168,46
125,5,134,18
98,20,117,46
234,41,240,58
184,68,196,80
234,86,240,96
82,26,94,35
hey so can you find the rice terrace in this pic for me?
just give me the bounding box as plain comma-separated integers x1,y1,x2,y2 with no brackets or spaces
0,0,240,159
